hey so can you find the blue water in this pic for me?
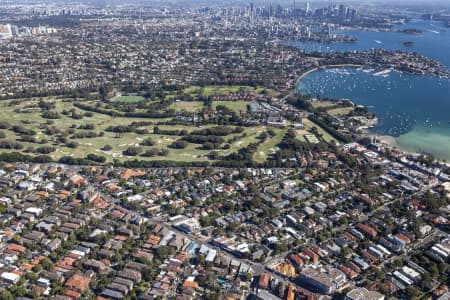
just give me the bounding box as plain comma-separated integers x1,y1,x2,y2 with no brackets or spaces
295,19,450,160
292,19,450,66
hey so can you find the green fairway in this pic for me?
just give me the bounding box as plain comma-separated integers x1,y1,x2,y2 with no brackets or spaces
170,101,204,112
183,85,278,99
254,128,284,163
0,97,276,163
112,95,145,103
212,101,249,112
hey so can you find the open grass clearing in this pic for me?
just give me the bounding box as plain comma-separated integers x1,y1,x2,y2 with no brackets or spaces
112,95,146,103
327,107,354,116
302,118,338,144
183,85,278,98
309,100,336,109
170,101,204,112
0,98,274,163
212,101,250,112
254,128,285,163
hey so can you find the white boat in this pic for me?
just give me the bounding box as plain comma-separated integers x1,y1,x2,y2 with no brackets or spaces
374,40,382,44
374,69,392,77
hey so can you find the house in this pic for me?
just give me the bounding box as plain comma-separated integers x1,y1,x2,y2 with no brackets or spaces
113,277,134,291
258,272,270,289
356,224,378,239
121,169,145,180
117,269,142,283
79,187,99,203
25,207,43,217
47,239,62,252
101,289,124,299
183,277,199,289
83,259,108,273
281,180,297,190
18,181,35,191
106,282,129,295
64,274,91,293
303,248,319,265
5,243,26,256
1,272,21,284
35,222,54,233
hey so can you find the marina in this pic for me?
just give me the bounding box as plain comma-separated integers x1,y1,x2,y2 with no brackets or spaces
296,18,450,160
298,67,450,160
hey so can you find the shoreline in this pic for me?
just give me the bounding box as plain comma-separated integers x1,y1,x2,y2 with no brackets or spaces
296,66,450,164
370,132,450,167
297,64,363,81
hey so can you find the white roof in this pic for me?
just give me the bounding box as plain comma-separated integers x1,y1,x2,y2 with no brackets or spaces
37,277,51,286
1,272,20,281
25,207,43,214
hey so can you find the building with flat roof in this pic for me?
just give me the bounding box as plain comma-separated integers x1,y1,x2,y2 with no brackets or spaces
298,267,346,294
345,287,385,300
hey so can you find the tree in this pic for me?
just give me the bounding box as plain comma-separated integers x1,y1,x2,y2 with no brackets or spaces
123,146,143,156
0,290,14,300
99,85,111,101
155,246,173,260
430,263,439,278
41,258,54,271
405,286,420,300
169,140,188,149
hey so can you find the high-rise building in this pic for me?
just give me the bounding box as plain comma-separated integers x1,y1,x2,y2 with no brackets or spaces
306,2,311,14
338,4,349,19
0,24,12,39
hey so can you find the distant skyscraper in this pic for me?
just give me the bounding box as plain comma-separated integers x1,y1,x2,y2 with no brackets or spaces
306,2,311,14
338,4,347,19
0,24,12,39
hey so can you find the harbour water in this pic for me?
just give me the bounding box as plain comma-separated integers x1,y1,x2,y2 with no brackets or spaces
295,19,450,161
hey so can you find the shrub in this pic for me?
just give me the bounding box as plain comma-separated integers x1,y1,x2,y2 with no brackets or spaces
169,140,188,149
36,146,56,154
123,146,143,156
140,138,154,146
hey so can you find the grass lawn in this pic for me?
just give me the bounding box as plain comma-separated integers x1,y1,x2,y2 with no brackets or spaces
302,118,338,144
183,85,277,98
218,126,266,157
112,95,145,103
0,98,271,163
309,100,336,109
254,128,285,163
212,101,249,112
170,101,204,112
295,129,309,142
309,100,354,116
201,85,251,96
327,107,354,116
